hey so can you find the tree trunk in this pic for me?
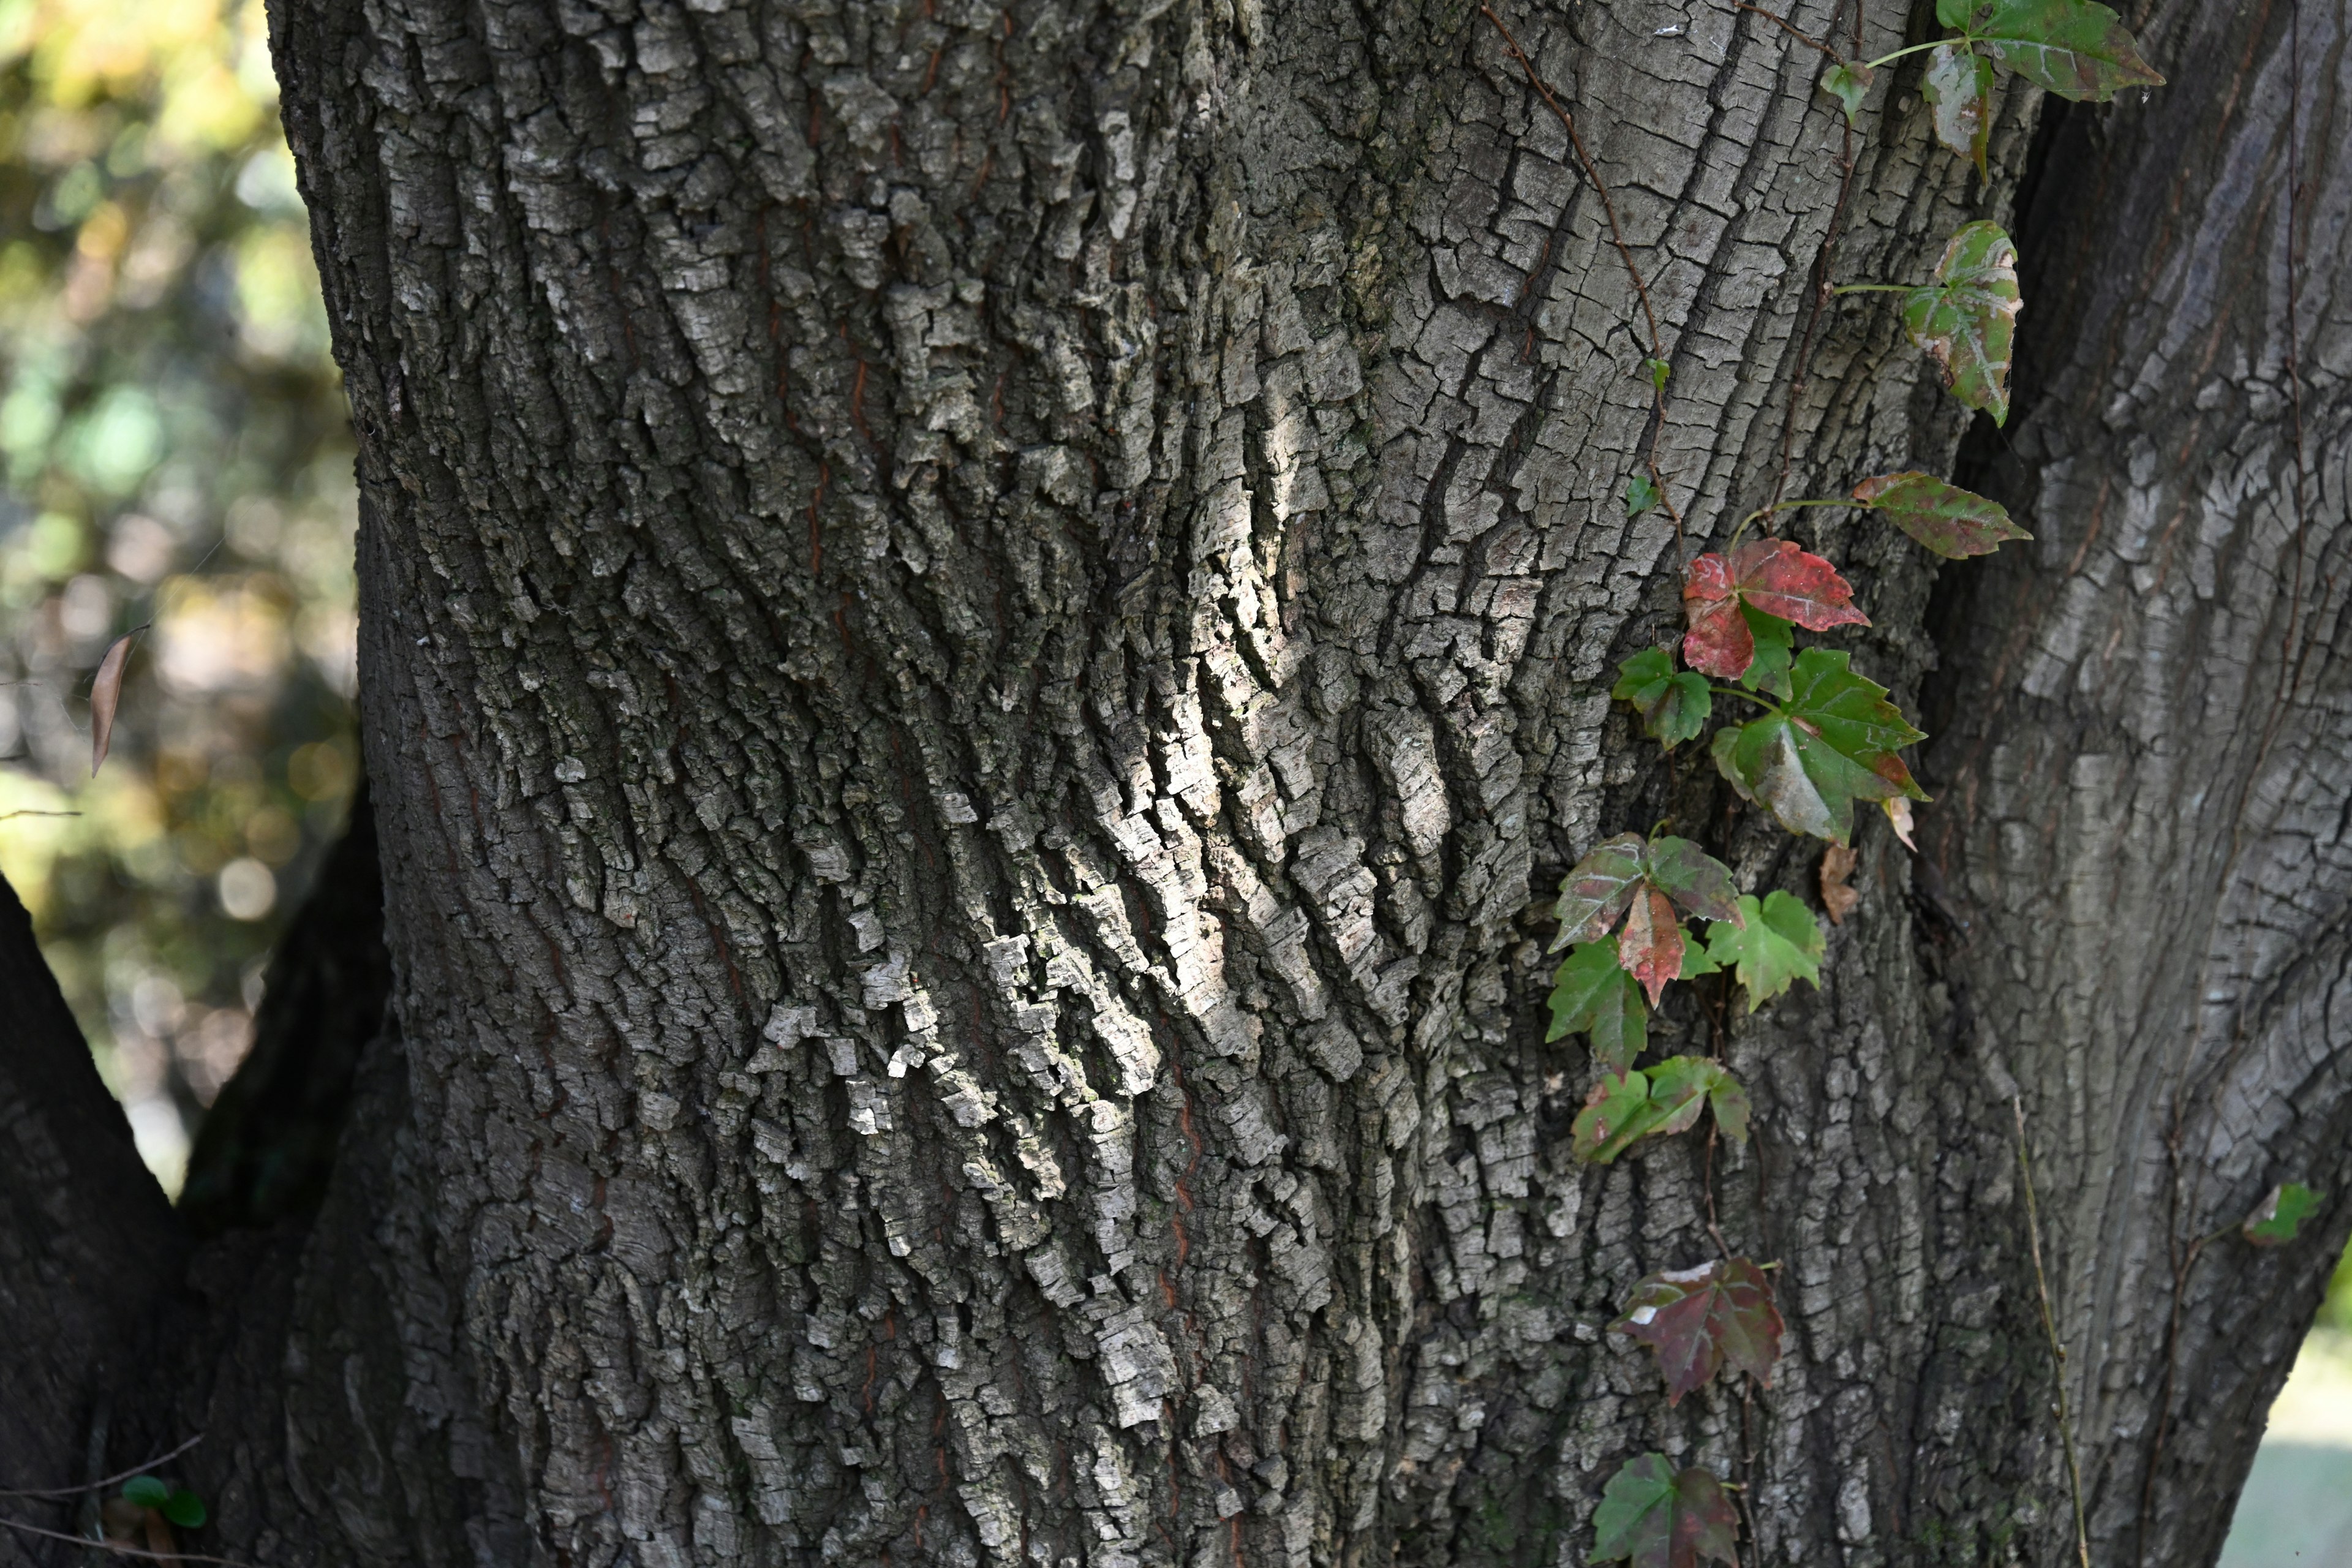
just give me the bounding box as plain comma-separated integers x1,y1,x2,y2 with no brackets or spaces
1,1,2345,1566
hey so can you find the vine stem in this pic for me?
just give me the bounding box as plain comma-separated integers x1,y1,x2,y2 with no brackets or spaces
1725,494,1848,552
1828,282,1913,295
0,1438,205,1500
1861,39,1945,70
0,1517,267,1568
1730,3,1840,61
1479,6,1684,533
2013,1095,2092,1568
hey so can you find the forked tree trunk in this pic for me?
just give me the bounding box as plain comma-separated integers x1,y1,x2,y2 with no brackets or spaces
2,1,2346,1566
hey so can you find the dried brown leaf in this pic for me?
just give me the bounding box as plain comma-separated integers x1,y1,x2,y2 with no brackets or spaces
1820,845,1860,924
89,630,138,776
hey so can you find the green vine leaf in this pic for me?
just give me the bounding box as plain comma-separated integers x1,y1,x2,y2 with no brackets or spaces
122,1477,170,1510
1683,539,1869,679
1944,0,2164,101
1902,221,2021,424
1627,473,1662,519
1711,649,1929,843
2244,1182,2324,1246
1572,1057,1749,1163
1548,940,1650,1071
1613,647,1712,748
1613,1257,1785,1405
1923,43,1994,175
1853,471,2032,557
163,1490,208,1529
1704,891,1826,1005
1740,606,1795,700
1819,61,1872,126
1553,835,1743,1004
1588,1454,1741,1568
1644,356,1672,393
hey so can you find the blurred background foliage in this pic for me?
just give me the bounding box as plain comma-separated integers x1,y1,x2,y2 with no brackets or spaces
0,0,356,1197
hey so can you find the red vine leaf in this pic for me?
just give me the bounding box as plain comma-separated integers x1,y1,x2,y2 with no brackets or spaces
89,631,136,777
1589,1455,1740,1568
1923,43,1994,175
1617,886,1685,1007
1903,221,2021,425
1613,1257,1785,1404
1552,832,1648,949
1853,471,2030,558
1554,835,1743,957
1683,539,1868,679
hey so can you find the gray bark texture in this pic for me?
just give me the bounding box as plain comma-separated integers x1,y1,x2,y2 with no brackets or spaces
2,1,2349,1566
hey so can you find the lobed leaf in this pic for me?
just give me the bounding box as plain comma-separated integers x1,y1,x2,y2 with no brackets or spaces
1618,884,1686,1008
1573,1057,1749,1163
1614,647,1713,749
1549,940,1651,1071
2244,1182,2324,1247
1954,0,2164,101
1613,1257,1785,1404
1644,837,1744,925
1588,1454,1741,1568
1683,539,1868,679
1740,605,1795,699
1819,61,1872,126
1705,892,1826,1005
1853,471,2030,557
1902,221,2022,424
1711,649,1929,843
1923,43,1994,175
1554,833,1648,949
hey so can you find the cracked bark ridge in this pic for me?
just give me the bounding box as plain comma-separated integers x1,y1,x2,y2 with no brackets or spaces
61,0,2316,1566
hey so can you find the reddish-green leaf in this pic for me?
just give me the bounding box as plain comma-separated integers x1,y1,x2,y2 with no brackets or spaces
1903,221,2021,424
1711,649,1929,843
2244,1182,2324,1247
1572,1057,1749,1164
1923,43,1994,175
1951,0,2164,101
1548,940,1650,1071
1554,833,1648,949
1618,885,1684,1007
1853,471,2030,557
1614,647,1713,749
1613,1257,1785,1404
1644,837,1743,925
1588,1454,1740,1568
1683,539,1868,679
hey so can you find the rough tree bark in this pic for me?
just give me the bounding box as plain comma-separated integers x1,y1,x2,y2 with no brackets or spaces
2,1,2347,1567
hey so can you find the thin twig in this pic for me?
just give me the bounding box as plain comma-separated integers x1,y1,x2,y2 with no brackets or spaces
0,1437,206,1500
0,809,83,823
1766,0,1865,513
1732,2,1840,59
1480,6,1685,532
0,1517,265,1568
2013,1095,2091,1568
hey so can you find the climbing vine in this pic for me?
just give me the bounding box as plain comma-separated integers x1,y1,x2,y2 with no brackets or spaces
1466,1,2323,1562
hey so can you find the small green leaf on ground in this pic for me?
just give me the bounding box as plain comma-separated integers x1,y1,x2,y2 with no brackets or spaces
162,1490,208,1529
1588,1453,1741,1568
1923,43,1994,173
1903,221,2022,424
1853,471,2030,557
1684,539,1869,679
1819,61,1873,126
1954,0,2165,100
1614,647,1712,748
1548,940,1650,1071
1711,648,1929,843
1613,1257,1785,1404
2244,1182,2324,1246
1627,473,1662,518
1705,891,1826,1004
122,1477,170,1510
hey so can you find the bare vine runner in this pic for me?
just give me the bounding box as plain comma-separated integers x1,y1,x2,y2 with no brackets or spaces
1482,2,2302,1563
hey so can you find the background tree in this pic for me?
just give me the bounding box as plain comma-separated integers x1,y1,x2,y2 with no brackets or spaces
3,2,2348,1567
